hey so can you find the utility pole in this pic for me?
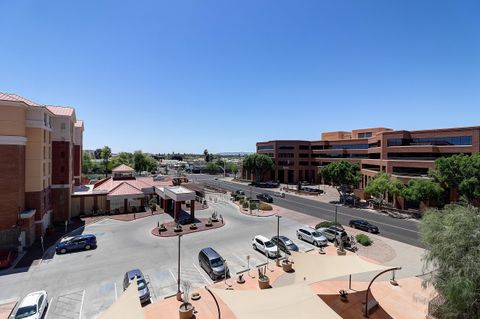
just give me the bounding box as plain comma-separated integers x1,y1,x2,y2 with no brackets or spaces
176,234,183,301
276,215,282,266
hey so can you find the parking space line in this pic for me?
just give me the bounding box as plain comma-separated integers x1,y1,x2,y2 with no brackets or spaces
169,269,176,282
192,262,212,285
114,282,117,301
45,297,53,318
78,290,85,319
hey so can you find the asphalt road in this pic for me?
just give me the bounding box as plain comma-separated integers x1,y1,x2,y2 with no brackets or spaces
194,175,421,247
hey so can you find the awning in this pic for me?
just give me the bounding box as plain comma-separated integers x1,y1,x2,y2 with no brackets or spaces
211,284,341,319
99,278,144,319
289,251,390,285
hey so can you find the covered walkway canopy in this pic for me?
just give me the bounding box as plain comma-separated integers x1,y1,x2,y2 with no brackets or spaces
155,186,196,221
211,284,341,319
288,251,390,285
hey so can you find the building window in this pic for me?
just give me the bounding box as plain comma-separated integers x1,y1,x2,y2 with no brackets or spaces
257,145,274,150
299,153,309,158
278,145,295,150
358,132,373,138
61,122,66,130
278,153,294,158
368,141,381,148
311,145,324,150
324,143,369,150
387,136,472,147
299,145,310,150
299,161,310,166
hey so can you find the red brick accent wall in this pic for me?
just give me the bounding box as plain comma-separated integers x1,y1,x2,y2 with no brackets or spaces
73,145,81,186
52,141,71,185
0,145,25,230
51,188,71,222
25,188,51,221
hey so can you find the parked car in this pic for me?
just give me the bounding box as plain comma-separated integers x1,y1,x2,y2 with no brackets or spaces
349,220,379,233
252,235,279,258
272,191,285,198
198,247,229,280
318,226,349,244
296,227,328,247
123,269,151,304
256,193,273,203
234,190,245,196
14,291,48,319
271,236,299,254
55,234,97,254
0,250,17,270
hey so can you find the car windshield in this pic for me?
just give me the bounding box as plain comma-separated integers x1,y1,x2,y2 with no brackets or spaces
264,241,275,248
137,279,147,290
210,257,224,268
15,305,37,319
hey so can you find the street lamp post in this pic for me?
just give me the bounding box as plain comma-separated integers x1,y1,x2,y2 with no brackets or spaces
276,215,282,266
335,205,338,224
176,234,183,301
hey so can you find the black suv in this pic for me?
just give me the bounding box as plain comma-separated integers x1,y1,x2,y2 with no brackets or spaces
256,193,273,203
349,220,379,233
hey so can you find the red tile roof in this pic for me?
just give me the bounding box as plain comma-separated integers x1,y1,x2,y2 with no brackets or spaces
75,120,84,128
46,105,75,117
94,177,172,194
0,92,42,106
108,182,144,197
112,164,135,172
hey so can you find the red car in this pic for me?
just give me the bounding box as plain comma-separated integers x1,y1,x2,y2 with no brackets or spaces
0,250,17,269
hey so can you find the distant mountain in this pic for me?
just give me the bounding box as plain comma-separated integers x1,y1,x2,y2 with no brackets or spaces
215,152,253,156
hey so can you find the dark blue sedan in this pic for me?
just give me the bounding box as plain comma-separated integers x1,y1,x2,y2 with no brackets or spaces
56,234,97,254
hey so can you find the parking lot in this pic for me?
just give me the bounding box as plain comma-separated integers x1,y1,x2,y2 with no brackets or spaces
0,196,321,319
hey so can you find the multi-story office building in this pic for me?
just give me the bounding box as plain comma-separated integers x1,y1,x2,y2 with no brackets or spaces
0,93,83,247
249,126,480,207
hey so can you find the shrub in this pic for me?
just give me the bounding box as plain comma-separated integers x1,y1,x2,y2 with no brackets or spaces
259,202,273,211
250,202,258,210
315,221,341,229
355,234,373,246
242,201,249,209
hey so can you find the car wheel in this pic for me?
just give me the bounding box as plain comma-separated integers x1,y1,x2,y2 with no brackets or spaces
209,272,215,280
297,234,302,240
252,244,257,250
60,248,67,254
368,229,373,233
313,241,318,247
85,245,91,250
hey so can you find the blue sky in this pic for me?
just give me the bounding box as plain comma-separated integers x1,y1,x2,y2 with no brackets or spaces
1,0,479,154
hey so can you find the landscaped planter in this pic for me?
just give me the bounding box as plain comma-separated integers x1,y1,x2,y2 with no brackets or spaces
189,224,197,230
179,303,194,319
258,278,270,289
282,261,293,272
174,225,183,232
337,249,347,256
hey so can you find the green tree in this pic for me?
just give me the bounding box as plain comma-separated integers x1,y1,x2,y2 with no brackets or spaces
94,148,102,159
203,149,212,163
319,160,362,198
226,162,239,178
420,205,480,318
364,172,404,208
458,153,480,203
403,179,444,207
100,146,112,177
206,162,221,174
242,154,274,183
133,150,147,172
82,151,93,174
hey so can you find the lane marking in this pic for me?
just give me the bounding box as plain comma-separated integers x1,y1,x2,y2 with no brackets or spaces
169,269,176,282
114,282,117,301
211,180,419,234
44,297,53,318
192,263,212,285
78,290,85,319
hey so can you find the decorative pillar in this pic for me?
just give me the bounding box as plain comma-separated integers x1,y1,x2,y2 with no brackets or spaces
174,201,181,222
124,198,128,213
190,199,195,222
